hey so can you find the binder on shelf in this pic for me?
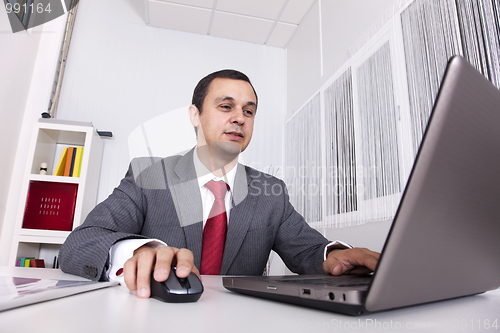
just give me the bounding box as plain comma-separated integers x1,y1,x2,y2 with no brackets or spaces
53,147,68,176
63,147,75,177
72,147,84,177
22,181,78,231
68,148,77,176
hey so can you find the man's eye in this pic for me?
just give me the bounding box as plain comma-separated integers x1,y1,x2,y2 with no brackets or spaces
244,110,254,116
220,105,231,110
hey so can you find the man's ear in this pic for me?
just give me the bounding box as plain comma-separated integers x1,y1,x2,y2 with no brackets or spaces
188,105,200,127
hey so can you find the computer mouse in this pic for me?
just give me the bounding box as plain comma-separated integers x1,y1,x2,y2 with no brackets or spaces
150,267,203,303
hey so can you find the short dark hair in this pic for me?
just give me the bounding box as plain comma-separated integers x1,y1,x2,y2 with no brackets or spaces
192,69,258,113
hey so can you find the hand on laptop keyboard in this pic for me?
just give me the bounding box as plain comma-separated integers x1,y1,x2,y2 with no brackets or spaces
323,248,380,276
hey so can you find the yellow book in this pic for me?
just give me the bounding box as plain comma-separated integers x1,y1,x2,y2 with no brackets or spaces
73,147,84,177
24,258,34,267
53,147,68,176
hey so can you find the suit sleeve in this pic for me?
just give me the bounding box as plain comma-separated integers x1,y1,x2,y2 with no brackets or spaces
271,179,330,275
59,162,150,281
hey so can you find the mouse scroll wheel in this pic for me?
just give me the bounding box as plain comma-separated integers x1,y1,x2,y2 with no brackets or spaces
178,277,191,289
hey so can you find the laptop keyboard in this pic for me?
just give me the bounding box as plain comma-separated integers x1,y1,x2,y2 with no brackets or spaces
279,275,372,288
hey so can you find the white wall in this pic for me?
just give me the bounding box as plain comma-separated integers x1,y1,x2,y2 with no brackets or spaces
0,14,68,265
56,0,286,203
0,9,41,238
286,0,402,249
287,0,400,113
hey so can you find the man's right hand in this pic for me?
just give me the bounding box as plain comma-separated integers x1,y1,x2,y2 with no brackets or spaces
123,245,200,298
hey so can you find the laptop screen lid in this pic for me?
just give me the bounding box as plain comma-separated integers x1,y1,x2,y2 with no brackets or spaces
223,56,500,315
364,55,500,312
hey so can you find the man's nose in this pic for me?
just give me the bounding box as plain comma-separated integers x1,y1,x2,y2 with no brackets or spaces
231,108,245,125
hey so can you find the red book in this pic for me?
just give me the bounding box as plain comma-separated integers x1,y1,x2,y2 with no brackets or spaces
30,259,46,268
22,181,78,231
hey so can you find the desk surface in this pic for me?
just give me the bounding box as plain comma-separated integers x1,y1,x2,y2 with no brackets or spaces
1,267,499,333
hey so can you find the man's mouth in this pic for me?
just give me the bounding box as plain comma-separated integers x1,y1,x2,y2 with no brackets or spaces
225,131,244,139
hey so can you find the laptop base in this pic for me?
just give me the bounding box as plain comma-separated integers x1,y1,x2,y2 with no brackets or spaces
224,279,367,316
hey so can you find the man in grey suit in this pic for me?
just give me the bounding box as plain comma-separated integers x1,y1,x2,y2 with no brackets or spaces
59,69,379,299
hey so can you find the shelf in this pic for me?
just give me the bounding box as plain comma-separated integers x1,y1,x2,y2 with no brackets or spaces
32,128,86,176
18,229,71,240
29,174,82,184
8,119,104,267
15,241,63,269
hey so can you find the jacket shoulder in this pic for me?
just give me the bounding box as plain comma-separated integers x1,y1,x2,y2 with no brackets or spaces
128,155,182,190
243,165,284,184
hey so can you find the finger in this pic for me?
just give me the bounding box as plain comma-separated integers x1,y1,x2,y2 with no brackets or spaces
348,248,379,272
329,259,359,275
123,256,139,293
135,248,156,298
330,263,346,276
153,246,176,282
191,265,202,281
325,248,380,275
361,252,379,272
173,248,195,278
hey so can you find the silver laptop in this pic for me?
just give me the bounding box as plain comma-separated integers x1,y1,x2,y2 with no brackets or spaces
223,56,500,315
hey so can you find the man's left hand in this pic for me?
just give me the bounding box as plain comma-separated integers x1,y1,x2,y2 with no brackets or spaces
323,248,380,275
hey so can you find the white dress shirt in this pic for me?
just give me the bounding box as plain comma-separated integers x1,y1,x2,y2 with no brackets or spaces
193,147,237,227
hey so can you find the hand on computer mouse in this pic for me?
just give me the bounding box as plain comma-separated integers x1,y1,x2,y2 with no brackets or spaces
150,267,204,303
123,245,200,298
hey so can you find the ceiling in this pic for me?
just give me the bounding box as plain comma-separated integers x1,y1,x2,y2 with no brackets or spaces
145,0,317,48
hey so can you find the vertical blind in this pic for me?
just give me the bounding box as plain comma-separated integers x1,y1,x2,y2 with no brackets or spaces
285,0,500,227
324,68,357,216
285,94,322,223
357,42,401,201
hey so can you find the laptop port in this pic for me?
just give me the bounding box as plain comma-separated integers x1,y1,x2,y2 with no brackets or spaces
328,292,335,300
302,289,311,295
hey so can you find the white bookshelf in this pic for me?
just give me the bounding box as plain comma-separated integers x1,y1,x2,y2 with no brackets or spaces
8,119,103,268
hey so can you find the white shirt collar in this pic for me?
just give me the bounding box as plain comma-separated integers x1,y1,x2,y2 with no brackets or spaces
193,146,238,191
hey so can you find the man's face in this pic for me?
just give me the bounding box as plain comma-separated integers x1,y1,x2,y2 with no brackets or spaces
191,78,257,154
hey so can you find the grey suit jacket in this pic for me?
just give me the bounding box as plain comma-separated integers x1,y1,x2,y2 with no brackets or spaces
59,148,330,280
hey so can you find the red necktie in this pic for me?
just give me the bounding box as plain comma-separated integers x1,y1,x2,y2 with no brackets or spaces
200,180,229,275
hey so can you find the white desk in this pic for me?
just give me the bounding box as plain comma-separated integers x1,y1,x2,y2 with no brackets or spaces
1,267,499,333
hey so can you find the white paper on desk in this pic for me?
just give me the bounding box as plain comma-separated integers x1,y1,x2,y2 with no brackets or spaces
0,276,118,312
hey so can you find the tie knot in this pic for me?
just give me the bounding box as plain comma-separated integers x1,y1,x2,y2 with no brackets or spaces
206,180,229,200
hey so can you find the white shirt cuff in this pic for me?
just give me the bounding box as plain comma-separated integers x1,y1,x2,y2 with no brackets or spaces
107,239,167,285
323,240,353,261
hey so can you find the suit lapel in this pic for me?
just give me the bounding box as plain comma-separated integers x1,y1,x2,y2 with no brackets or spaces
182,222,203,269
220,165,256,274
164,148,204,266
